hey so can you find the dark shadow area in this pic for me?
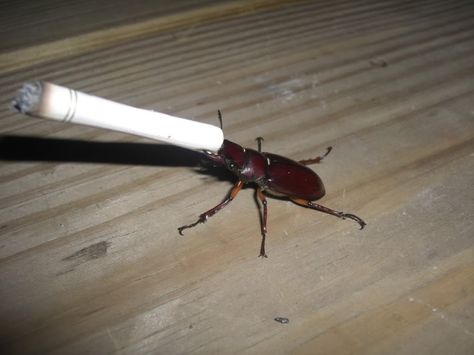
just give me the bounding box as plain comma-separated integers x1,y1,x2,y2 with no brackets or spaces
0,135,204,167
0,135,236,183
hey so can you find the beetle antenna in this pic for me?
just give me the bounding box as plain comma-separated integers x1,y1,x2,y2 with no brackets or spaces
217,110,223,130
256,137,264,152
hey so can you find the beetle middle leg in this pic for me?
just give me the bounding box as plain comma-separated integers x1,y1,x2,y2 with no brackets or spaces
298,146,332,165
290,197,366,229
256,137,264,153
178,180,244,235
255,187,268,258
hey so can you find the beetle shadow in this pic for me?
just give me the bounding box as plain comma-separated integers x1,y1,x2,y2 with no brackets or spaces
0,135,233,182
192,158,236,182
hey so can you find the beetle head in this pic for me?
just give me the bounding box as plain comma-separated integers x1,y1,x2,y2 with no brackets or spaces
220,139,246,173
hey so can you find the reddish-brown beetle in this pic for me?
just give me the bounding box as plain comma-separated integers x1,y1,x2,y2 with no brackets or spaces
178,111,366,257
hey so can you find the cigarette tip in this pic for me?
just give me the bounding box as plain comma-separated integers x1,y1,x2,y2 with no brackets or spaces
13,81,42,114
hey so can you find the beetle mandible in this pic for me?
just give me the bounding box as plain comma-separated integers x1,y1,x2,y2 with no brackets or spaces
178,111,366,257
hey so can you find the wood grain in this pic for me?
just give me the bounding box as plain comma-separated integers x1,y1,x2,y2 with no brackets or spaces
1,0,473,354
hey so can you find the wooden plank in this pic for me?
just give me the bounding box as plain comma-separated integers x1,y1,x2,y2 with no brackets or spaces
1,0,473,354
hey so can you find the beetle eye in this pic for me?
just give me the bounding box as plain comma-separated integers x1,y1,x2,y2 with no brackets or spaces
228,162,236,170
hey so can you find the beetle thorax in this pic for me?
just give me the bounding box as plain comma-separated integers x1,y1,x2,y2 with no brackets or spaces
239,149,266,182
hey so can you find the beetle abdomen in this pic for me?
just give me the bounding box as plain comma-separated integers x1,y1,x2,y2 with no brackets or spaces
263,153,326,201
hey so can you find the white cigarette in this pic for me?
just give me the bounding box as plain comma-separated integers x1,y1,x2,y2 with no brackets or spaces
13,81,224,152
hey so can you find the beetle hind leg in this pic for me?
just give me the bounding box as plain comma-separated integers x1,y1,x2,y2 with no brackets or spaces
298,146,332,165
290,198,366,230
337,213,366,229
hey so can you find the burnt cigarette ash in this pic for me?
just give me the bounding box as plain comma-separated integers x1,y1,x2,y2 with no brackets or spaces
13,81,42,113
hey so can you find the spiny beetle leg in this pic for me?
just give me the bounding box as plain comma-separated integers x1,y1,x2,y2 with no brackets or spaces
298,146,332,166
256,187,268,258
290,197,366,230
178,180,244,235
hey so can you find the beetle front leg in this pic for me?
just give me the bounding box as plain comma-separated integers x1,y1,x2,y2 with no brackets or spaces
256,187,268,258
298,146,332,165
290,198,366,229
178,180,244,235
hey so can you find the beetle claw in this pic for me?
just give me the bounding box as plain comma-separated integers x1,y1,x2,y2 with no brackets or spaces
178,219,202,235
178,213,210,235
341,213,366,230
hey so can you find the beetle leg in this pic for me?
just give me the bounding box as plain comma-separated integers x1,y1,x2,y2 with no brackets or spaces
178,180,244,235
290,198,366,229
256,187,268,258
256,137,264,153
298,146,332,165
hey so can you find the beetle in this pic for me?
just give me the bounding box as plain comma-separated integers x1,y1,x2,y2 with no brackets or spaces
178,111,366,257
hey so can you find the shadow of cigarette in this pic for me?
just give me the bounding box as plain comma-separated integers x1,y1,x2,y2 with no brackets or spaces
0,135,204,167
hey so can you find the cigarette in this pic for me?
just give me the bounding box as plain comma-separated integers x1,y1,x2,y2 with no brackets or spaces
13,81,224,152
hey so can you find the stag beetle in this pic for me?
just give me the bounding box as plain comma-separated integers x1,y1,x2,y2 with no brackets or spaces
178,111,366,257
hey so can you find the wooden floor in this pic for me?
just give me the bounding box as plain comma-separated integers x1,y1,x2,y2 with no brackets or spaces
1,0,473,354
